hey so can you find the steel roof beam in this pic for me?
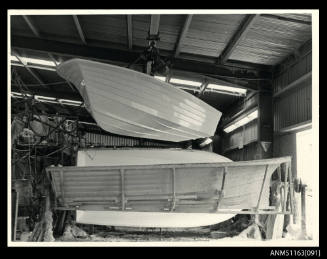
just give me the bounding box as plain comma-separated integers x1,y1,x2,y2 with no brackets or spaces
12,50,49,89
22,15,41,37
12,35,273,91
72,15,87,45
149,15,160,35
174,15,193,58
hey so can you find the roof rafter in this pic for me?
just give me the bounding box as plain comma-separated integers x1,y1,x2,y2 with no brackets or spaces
72,15,87,45
22,15,41,37
217,14,260,64
149,15,160,35
12,35,273,91
174,15,193,58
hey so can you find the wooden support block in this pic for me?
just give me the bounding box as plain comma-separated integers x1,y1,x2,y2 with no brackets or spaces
57,210,67,235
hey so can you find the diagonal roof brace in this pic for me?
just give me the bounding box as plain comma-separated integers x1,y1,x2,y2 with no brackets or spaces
12,50,49,89
217,14,260,64
72,15,87,45
22,15,41,37
149,15,161,36
174,15,193,58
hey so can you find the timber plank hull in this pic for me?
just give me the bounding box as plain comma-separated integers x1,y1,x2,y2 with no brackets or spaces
56,59,222,142
46,149,291,228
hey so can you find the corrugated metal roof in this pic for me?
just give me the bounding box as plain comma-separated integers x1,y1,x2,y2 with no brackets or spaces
27,15,82,43
78,15,128,45
229,15,312,65
11,13,312,66
182,14,246,57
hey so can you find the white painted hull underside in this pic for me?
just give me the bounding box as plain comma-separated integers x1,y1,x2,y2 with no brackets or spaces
56,59,222,142
76,210,235,228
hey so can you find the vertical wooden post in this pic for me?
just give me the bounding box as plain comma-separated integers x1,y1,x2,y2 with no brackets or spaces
12,143,16,178
171,168,176,211
283,163,289,213
120,169,125,211
283,163,290,231
59,169,65,206
45,193,51,212
57,210,67,235
301,185,307,237
288,162,295,220
265,164,284,240
13,191,19,241
61,147,64,166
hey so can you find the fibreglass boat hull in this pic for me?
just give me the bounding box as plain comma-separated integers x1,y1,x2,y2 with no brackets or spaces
56,59,221,142
46,149,290,228
76,211,235,228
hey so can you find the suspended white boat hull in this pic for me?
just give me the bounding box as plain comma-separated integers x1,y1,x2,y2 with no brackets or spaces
56,59,222,142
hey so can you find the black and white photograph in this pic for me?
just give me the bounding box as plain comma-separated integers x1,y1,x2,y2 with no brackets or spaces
7,9,319,247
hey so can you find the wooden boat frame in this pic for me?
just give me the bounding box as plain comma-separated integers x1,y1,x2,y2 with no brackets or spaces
46,156,294,216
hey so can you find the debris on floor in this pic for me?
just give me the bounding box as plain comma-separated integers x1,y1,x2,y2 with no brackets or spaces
19,231,32,241
55,215,259,242
28,211,55,242
283,223,312,240
59,224,89,241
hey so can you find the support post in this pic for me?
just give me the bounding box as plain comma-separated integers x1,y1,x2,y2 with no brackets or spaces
283,163,289,213
57,210,67,235
288,162,295,221
301,184,307,237
171,168,176,211
13,191,19,241
120,169,125,211
265,164,285,239
59,169,65,206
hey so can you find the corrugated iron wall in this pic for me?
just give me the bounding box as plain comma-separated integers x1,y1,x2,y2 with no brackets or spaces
273,83,312,131
273,52,312,132
220,92,260,161
222,119,258,152
80,132,180,148
224,142,260,161
272,47,312,177
273,52,312,94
